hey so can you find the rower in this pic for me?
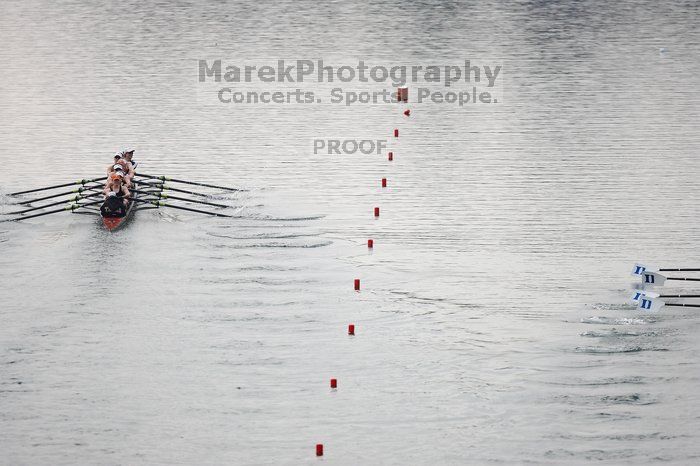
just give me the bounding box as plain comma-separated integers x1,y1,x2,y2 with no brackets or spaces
113,149,135,186
103,172,130,206
117,159,134,187
108,160,133,188
106,153,122,175
122,149,137,170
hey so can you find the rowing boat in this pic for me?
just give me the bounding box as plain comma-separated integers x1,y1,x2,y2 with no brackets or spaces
101,182,138,231
3,172,238,225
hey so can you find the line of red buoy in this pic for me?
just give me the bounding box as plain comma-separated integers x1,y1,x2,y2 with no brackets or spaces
318,88,411,458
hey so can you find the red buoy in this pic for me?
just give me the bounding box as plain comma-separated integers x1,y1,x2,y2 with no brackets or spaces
348,324,355,335
404,109,411,116
316,444,324,456
381,178,387,188
393,129,399,137
388,152,393,161
354,279,360,291
374,207,380,217
367,239,374,248
330,378,337,389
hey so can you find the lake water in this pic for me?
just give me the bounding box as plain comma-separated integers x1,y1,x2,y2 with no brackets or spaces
1,1,699,464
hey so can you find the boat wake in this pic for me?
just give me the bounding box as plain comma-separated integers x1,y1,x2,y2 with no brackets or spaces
580,316,654,325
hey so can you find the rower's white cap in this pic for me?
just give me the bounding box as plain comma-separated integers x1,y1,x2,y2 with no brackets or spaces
107,192,117,197
113,164,124,171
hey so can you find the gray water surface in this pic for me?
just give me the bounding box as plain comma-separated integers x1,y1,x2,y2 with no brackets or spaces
1,1,699,464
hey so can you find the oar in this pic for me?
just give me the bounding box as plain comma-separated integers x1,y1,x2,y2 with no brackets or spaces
632,263,700,276
638,297,700,311
132,198,232,217
641,271,700,286
6,192,103,215
131,189,228,208
10,177,107,196
15,184,103,205
136,181,209,197
135,173,244,192
0,200,104,222
631,290,700,302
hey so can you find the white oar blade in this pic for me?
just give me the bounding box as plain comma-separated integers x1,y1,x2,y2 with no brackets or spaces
638,297,664,312
642,271,666,287
632,263,658,276
630,290,660,303
632,263,647,276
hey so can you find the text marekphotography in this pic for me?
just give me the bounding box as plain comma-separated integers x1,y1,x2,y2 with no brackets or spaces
196,59,504,106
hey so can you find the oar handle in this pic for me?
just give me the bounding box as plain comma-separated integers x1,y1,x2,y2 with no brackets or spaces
131,189,228,208
136,181,209,198
135,173,244,192
131,198,232,217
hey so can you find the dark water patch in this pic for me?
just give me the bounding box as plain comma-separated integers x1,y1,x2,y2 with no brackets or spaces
255,215,325,221
545,448,641,461
547,376,647,386
208,232,321,240
236,265,301,272
389,291,483,309
601,393,657,405
552,431,688,441
202,241,331,249
553,392,658,406
238,241,332,249
592,411,641,421
574,345,668,354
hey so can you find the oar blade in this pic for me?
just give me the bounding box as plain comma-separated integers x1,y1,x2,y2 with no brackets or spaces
638,297,664,312
1,200,104,222
641,271,666,287
632,263,651,276
9,177,107,196
630,289,660,303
